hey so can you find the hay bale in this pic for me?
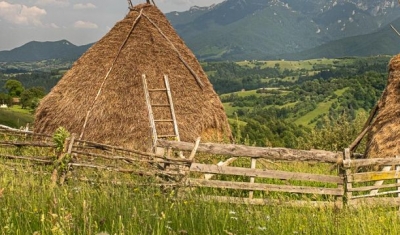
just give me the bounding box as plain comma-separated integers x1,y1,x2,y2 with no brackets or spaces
34,3,232,151
365,54,400,158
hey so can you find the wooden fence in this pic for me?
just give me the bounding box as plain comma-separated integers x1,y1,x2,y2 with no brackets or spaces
2,125,400,208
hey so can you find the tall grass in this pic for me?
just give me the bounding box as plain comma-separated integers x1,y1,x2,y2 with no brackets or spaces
1,160,400,234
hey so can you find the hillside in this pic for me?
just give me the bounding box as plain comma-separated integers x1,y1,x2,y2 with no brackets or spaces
279,18,400,60
167,0,400,60
1,1,400,62
0,40,92,62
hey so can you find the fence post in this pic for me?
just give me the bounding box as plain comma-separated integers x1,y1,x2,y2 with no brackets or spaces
51,134,75,186
249,157,257,199
344,148,352,206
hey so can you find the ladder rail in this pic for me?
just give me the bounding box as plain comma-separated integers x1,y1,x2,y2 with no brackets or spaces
142,74,158,151
164,75,181,142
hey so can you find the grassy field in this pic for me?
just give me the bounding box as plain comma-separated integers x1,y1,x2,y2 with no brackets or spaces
1,157,400,234
0,105,34,128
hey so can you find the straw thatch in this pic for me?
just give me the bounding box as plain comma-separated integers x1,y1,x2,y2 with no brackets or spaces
34,3,232,151
364,54,400,158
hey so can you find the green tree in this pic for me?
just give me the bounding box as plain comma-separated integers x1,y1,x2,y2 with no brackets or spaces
20,86,45,109
4,79,25,97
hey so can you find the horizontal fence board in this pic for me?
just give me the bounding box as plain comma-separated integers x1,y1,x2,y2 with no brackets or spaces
0,154,53,164
200,196,341,208
343,158,400,168
348,197,400,207
190,163,342,184
350,190,400,199
72,150,191,166
188,179,343,196
158,140,341,163
349,182,400,192
0,141,55,148
350,170,400,183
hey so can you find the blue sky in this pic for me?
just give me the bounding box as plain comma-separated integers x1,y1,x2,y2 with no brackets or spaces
0,0,225,50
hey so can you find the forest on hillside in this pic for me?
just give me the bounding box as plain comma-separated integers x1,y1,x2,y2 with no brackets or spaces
0,56,392,152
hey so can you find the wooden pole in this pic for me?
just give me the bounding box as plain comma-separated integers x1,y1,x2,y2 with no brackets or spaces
344,148,352,205
249,158,257,199
158,140,341,163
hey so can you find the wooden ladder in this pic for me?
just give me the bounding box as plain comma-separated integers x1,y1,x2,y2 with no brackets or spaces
142,74,181,152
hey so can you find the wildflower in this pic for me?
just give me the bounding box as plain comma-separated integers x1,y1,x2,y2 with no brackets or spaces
96,232,110,235
229,211,236,215
258,226,266,231
166,225,172,230
230,217,238,220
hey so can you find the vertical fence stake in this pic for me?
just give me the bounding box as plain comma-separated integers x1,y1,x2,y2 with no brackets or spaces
249,157,257,199
344,148,352,206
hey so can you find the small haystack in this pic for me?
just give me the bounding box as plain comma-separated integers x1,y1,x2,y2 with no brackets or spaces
34,3,231,151
364,54,400,158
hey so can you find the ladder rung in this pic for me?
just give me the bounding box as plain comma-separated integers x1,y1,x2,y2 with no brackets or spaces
149,89,167,92
158,135,177,138
155,119,174,122
152,104,170,107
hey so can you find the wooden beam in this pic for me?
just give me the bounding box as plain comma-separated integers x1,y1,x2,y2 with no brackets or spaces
342,158,400,168
190,163,342,184
199,196,341,208
188,179,343,196
349,170,400,183
158,140,341,163
349,182,400,192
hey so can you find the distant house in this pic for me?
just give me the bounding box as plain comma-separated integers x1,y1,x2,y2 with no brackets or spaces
0,104,7,108
12,97,20,105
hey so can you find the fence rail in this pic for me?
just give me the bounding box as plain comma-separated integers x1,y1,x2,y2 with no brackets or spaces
2,126,400,208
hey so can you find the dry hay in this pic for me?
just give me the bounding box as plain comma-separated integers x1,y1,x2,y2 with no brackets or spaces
34,3,232,152
364,54,400,158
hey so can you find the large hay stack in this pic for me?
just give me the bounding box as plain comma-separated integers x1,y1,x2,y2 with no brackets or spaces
364,54,400,158
34,3,231,151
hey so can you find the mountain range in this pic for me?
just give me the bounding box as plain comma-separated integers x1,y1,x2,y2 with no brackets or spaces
1,0,400,62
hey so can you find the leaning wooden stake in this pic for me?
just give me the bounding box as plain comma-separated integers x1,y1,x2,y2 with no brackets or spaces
189,137,201,160
51,134,75,186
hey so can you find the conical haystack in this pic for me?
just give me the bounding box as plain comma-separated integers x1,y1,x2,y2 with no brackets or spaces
34,3,232,151
364,54,400,158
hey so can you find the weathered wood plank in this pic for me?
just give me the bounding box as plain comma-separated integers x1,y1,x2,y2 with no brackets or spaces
200,196,341,208
351,190,400,199
0,154,53,164
348,197,400,207
349,170,400,183
349,182,400,192
343,158,400,168
190,163,342,184
188,179,343,195
158,140,341,163
0,141,55,148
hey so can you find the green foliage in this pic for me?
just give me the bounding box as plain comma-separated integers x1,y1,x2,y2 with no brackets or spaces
4,79,24,97
20,86,46,109
299,111,367,152
0,107,33,128
53,127,70,153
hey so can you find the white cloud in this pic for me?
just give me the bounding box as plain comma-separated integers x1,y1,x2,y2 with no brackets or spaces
73,20,98,29
49,23,59,28
36,0,69,7
73,3,96,10
0,1,46,26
